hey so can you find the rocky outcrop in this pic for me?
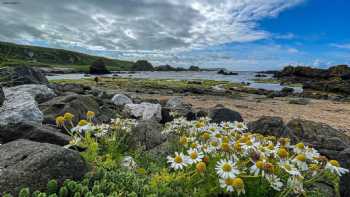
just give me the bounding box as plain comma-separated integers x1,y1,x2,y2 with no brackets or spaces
6,84,56,103
39,94,103,125
208,106,243,123
111,94,133,106
89,59,110,74
248,117,350,196
0,86,4,107
248,116,294,139
128,120,165,151
0,122,70,146
165,97,193,117
124,102,162,121
276,65,350,95
50,83,92,95
0,65,48,87
0,87,43,126
0,140,88,196
217,69,238,75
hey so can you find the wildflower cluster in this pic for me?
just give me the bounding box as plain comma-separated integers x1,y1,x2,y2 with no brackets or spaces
164,117,349,196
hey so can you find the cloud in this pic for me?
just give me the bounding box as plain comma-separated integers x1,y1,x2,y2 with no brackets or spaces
0,0,303,52
330,43,350,49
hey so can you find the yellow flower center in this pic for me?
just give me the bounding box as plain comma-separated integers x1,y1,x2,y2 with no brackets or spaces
296,142,305,150
296,154,306,162
196,122,204,128
267,143,274,150
256,161,264,169
309,164,319,171
86,111,95,118
222,136,230,143
203,156,209,163
196,162,206,173
264,163,274,173
234,143,241,152
215,133,222,138
225,178,234,186
179,136,188,145
222,163,232,172
279,138,289,147
221,143,230,152
329,160,340,167
174,155,183,163
55,116,65,127
202,132,210,141
191,143,197,148
78,119,88,126
190,152,198,159
278,148,289,158
232,178,244,188
64,113,74,121
210,141,218,147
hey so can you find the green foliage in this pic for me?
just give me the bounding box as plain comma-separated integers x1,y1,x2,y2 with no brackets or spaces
58,187,68,197
47,180,58,194
19,188,30,197
3,193,13,197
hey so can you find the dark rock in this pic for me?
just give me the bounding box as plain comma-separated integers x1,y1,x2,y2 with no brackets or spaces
217,69,238,75
248,116,294,139
129,120,165,151
39,94,108,125
0,140,88,196
160,108,173,124
281,87,294,94
50,83,91,95
341,73,350,80
89,59,110,74
0,86,4,106
255,74,267,77
196,109,208,118
209,106,243,123
165,97,193,116
288,98,310,105
338,148,350,196
0,65,48,87
0,122,70,146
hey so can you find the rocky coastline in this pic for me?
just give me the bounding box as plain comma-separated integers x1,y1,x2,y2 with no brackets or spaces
0,65,350,196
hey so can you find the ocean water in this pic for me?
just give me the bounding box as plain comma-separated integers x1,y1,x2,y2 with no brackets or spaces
47,71,303,92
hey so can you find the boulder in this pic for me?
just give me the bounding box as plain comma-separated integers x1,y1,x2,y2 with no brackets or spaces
249,117,350,196
129,120,165,151
89,59,110,74
124,102,162,121
208,106,243,123
111,94,133,106
50,83,91,95
248,116,294,139
6,84,56,103
165,97,193,117
0,65,48,87
0,122,70,146
39,94,103,125
0,140,88,195
0,86,4,106
0,88,43,126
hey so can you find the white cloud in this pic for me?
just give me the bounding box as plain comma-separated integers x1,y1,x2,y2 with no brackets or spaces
330,43,350,49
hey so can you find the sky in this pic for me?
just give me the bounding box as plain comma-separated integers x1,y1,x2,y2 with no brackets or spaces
0,0,349,70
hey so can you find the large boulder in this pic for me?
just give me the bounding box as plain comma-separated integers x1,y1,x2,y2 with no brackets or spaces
0,140,88,196
39,94,104,125
208,106,243,123
0,88,43,126
248,117,350,196
165,97,192,116
124,102,162,121
128,120,165,151
6,84,56,103
111,94,133,106
0,122,70,146
248,116,294,139
89,59,110,74
0,86,4,106
0,65,48,87
49,83,91,95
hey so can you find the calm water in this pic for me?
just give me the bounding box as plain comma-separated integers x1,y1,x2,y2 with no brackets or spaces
47,71,303,92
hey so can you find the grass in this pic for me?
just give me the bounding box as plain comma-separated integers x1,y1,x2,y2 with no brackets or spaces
51,77,246,93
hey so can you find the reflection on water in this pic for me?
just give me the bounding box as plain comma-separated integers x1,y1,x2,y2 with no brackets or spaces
47,71,303,93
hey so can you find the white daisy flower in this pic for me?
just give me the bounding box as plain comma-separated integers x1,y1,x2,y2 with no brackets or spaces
215,159,239,179
325,160,349,176
279,162,301,176
219,177,245,195
304,147,320,160
292,154,308,171
293,142,306,154
187,148,204,164
265,174,284,191
249,160,265,176
167,152,189,170
234,121,247,132
287,176,304,194
121,156,137,170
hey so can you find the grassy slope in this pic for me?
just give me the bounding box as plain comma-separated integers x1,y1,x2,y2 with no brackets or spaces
0,41,134,71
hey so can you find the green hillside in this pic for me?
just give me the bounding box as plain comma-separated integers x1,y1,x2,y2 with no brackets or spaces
0,41,134,71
